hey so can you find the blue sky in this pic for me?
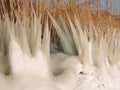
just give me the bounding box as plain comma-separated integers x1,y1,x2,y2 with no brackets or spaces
41,0,120,14
101,0,120,14
116,0,120,13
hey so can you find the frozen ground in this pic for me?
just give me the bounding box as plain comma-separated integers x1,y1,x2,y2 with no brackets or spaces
0,41,120,90
51,53,120,90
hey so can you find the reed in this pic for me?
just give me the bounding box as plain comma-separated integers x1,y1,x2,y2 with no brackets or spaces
0,0,120,90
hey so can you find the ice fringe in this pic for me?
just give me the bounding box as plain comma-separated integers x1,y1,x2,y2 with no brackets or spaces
0,12,81,90
49,13,120,69
0,12,120,90
50,14,120,89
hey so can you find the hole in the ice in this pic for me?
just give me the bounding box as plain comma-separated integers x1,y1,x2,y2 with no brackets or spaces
0,65,11,76
53,68,65,76
79,71,86,75
4,69,10,75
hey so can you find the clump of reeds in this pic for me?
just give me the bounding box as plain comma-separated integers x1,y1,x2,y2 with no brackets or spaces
0,0,51,76
0,0,120,80
49,0,120,75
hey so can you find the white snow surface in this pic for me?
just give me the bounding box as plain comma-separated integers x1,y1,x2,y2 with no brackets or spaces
0,40,120,90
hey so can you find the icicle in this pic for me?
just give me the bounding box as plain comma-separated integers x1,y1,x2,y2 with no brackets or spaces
67,15,82,56
49,13,76,55
36,15,42,51
74,16,91,64
42,19,50,57
0,16,10,75
60,16,75,48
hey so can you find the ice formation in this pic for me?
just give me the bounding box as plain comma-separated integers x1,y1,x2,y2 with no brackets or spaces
0,8,120,90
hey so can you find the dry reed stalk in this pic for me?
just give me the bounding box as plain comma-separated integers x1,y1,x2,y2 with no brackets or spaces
0,0,120,49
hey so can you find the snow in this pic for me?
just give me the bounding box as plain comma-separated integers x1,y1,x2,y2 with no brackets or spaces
0,39,120,90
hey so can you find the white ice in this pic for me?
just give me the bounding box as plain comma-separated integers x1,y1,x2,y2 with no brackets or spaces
0,39,120,90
